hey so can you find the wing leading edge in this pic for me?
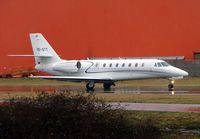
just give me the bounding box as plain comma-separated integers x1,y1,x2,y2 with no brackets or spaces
30,76,112,83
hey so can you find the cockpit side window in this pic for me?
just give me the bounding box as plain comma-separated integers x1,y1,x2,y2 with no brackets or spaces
154,63,157,67
161,62,170,67
157,63,162,67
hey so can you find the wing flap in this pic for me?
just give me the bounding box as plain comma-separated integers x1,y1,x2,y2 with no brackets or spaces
29,76,112,82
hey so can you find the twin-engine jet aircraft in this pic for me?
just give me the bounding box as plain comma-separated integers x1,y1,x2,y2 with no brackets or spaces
14,33,189,91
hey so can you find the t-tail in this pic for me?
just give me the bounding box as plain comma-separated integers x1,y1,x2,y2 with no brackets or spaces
29,33,62,65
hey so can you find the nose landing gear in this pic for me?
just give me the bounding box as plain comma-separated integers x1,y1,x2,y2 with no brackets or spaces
168,80,174,91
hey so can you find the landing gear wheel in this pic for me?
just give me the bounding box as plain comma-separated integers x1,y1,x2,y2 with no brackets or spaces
86,82,95,92
103,83,113,91
168,80,174,91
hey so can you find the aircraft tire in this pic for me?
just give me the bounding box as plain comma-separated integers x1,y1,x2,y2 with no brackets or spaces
86,82,95,92
168,83,174,91
103,83,112,91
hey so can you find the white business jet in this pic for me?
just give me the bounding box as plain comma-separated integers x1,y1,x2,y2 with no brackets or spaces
13,33,189,92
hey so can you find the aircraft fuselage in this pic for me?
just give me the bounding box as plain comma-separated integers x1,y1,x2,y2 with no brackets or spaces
36,59,188,82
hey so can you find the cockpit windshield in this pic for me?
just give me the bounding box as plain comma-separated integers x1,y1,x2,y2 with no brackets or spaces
154,62,170,67
160,62,170,67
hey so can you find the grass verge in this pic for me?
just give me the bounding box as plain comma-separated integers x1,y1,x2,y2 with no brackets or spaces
95,93,200,104
0,76,200,87
1,92,200,104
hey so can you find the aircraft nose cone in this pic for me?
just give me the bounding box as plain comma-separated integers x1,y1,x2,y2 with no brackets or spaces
178,69,189,76
173,67,189,77
182,70,189,76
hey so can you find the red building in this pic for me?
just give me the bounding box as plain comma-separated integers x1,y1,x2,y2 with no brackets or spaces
1,0,200,74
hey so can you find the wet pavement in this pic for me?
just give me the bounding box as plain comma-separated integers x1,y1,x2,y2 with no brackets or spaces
110,103,200,113
0,86,58,93
1,85,200,112
0,86,200,94
0,86,200,95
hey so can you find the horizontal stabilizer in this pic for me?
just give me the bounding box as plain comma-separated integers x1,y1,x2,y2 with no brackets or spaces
8,54,53,57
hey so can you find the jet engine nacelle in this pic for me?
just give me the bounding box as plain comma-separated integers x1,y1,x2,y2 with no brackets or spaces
52,61,92,73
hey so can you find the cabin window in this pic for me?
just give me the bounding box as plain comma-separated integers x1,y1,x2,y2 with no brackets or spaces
122,63,125,67
141,63,144,67
128,63,131,67
157,63,162,67
109,63,112,67
95,63,99,67
103,63,106,67
135,63,138,67
76,61,81,69
116,63,119,67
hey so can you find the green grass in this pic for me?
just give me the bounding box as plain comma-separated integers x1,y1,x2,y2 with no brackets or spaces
125,111,200,130
0,76,200,87
1,92,200,104
0,92,37,100
95,93,200,104
124,111,200,138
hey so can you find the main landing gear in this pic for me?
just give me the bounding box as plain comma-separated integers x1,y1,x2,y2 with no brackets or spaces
86,82,115,92
168,80,175,91
86,81,95,92
103,82,115,91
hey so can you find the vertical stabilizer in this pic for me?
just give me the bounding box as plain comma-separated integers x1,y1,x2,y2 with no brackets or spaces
29,33,61,65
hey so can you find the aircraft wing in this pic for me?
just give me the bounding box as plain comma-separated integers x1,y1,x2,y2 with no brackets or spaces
29,76,112,82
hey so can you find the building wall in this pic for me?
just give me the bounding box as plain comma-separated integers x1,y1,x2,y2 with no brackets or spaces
1,0,200,71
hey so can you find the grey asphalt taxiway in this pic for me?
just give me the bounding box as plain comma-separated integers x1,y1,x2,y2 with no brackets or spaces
109,103,200,113
1,85,200,112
